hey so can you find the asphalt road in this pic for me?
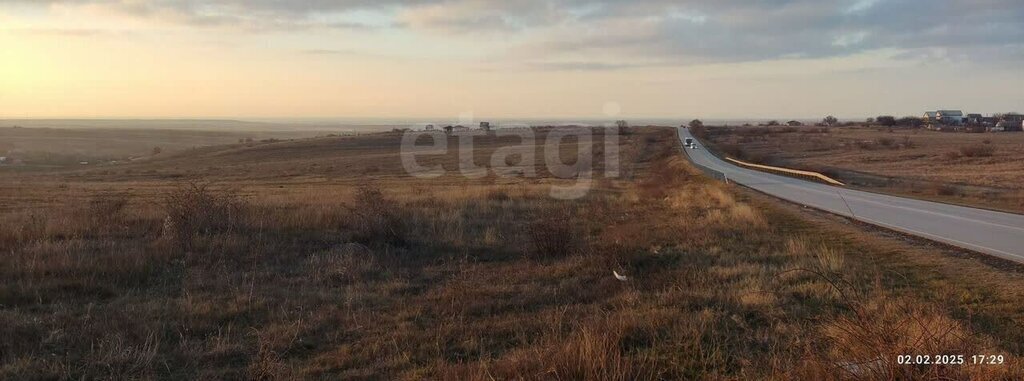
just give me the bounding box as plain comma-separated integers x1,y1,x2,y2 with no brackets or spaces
678,127,1024,263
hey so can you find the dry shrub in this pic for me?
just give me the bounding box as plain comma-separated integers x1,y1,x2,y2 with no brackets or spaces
526,209,583,259
784,237,811,257
808,294,1008,380
349,186,407,245
875,137,896,148
960,144,995,157
162,182,247,250
815,246,844,273
728,203,766,227
435,314,662,381
544,323,661,380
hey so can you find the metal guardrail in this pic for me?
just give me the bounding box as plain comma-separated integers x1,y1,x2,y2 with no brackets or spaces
724,157,845,186
679,131,837,187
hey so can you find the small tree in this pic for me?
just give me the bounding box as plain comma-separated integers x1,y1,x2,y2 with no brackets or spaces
767,120,780,126
688,119,704,129
823,115,839,126
897,117,922,128
443,125,454,134
152,146,163,155
876,116,897,127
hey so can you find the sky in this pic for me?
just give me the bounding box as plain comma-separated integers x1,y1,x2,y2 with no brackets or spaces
0,0,1022,120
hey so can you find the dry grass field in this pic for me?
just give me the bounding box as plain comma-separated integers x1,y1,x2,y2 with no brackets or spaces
702,125,1024,212
0,126,325,170
1,127,1022,379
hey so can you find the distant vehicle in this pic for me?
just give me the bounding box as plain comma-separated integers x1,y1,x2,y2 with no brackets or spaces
684,138,694,148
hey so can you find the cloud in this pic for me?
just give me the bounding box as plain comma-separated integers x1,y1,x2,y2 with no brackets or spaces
502,0,1024,69
17,0,402,31
8,0,1024,67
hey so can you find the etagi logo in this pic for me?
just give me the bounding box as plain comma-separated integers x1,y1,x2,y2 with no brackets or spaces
400,121,622,200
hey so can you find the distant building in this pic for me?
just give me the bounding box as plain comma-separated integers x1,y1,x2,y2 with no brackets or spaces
0,156,6,164
966,113,983,125
938,110,964,125
1001,113,1024,123
994,120,1024,132
923,110,963,125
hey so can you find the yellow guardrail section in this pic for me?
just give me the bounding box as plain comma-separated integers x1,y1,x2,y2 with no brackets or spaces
725,157,845,186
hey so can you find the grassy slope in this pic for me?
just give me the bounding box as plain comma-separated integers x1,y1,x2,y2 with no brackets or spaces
0,127,1020,380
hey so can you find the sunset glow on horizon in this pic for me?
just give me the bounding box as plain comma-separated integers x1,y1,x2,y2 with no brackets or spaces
2,1,1022,120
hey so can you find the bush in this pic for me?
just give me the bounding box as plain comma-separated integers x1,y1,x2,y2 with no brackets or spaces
876,137,896,148
350,186,407,245
959,145,995,157
813,295,988,380
162,182,247,250
526,210,582,259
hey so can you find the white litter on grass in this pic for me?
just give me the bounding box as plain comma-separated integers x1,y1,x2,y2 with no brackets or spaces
613,271,629,281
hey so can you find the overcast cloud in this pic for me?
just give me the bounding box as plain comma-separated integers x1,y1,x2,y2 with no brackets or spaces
2,0,1018,64
8,0,1021,67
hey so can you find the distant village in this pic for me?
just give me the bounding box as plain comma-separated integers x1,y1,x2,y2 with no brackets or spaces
920,110,1024,132
737,111,1023,133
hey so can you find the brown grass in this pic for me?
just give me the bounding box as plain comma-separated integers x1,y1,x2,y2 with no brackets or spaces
960,144,996,157
0,127,1019,379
